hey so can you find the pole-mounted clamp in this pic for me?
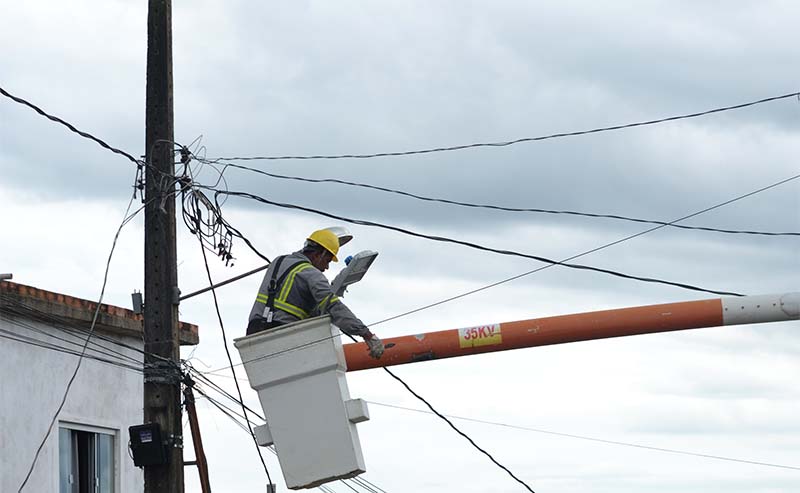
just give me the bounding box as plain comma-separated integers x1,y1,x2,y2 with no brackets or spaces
167,433,184,450
144,361,182,385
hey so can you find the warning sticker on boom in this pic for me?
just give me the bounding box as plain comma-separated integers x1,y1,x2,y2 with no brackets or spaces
458,324,502,349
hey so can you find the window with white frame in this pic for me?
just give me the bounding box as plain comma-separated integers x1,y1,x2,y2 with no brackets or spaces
58,423,116,493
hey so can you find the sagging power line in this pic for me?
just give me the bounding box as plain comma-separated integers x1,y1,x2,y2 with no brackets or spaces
208,91,800,161
0,85,142,166
201,185,746,297
200,157,800,238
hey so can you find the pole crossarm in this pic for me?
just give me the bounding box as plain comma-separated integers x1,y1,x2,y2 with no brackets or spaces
344,293,800,372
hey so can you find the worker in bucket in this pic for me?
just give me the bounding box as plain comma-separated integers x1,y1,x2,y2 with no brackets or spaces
247,228,385,359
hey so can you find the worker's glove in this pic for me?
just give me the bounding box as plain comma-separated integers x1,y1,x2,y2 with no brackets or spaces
364,334,385,359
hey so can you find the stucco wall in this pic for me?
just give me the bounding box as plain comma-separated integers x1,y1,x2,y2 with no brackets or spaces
0,313,145,492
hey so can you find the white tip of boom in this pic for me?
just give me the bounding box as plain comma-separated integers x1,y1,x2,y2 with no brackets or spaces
722,293,800,326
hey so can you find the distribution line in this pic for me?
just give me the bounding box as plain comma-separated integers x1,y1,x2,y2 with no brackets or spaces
0,290,180,372
382,363,535,492
369,401,800,472
206,187,744,297
189,371,800,474
339,331,536,492
367,171,800,327
0,322,176,384
0,85,141,165
205,158,799,237
180,161,798,306
1,317,141,366
210,91,800,161
0,297,143,366
188,367,265,420
0,325,143,374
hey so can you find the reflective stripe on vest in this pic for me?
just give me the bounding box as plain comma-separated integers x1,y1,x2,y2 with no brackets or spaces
255,262,314,320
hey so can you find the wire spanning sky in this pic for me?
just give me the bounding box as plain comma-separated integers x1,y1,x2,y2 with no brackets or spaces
1,2,799,492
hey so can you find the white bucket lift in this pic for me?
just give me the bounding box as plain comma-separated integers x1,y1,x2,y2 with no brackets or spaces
234,315,370,490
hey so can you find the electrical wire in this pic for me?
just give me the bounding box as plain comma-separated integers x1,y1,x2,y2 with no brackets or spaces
338,330,536,491
0,295,147,365
368,401,800,472
187,367,265,420
209,91,800,161
180,163,271,264
17,181,140,492
196,234,274,485
178,160,799,305
206,187,745,297
0,277,177,368
355,477,389,493
203,158,799,237
0,85,142,166
366,171,800,327
380,364,535,491
339,480,360,493
0,302,143,367
186,369,800,475
350,477,383,493
203,331,343,375
0,325,143,374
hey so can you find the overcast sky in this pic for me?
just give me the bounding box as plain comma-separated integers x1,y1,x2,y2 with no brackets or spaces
1,1,799,492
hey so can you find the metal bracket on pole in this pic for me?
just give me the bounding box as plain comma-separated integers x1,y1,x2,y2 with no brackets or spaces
172,286,182,305
132,291,144,315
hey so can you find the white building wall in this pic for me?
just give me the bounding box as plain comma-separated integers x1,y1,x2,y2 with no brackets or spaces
0,314,145,492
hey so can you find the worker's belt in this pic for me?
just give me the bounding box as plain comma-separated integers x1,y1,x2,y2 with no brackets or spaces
246,316,282,335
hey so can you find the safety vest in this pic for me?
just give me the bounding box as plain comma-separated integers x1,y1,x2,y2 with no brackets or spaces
254,256,339,322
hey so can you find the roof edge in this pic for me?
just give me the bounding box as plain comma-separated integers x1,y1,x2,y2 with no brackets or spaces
0,281,199,345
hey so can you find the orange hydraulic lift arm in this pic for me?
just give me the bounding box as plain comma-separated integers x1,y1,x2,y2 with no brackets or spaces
343,293,799,372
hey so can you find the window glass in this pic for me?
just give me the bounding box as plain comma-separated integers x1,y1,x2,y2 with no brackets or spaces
96,433,115,493
58,428,74,493
58,425,115,493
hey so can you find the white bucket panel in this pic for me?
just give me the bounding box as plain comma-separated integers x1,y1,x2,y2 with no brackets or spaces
234,316,368,490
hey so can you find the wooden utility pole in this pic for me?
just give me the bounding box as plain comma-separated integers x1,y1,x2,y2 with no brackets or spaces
144,0,182,492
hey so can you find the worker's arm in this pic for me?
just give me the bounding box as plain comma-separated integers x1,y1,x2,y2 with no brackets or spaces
301,268,371,337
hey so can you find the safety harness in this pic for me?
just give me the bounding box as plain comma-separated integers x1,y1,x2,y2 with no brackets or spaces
248,256,312,335
249,255,343,335
265,256,311,320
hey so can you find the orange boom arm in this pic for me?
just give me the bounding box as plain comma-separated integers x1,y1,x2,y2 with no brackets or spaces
343,293,799,372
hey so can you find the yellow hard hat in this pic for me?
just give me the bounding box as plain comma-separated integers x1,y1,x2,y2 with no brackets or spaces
307,229,340,262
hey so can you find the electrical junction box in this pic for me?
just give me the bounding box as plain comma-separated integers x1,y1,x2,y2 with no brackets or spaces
128,423,168,467
330,250,378,298
234,315,369,489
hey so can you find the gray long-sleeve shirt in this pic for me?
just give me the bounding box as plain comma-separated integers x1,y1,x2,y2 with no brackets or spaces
248,251,369,336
